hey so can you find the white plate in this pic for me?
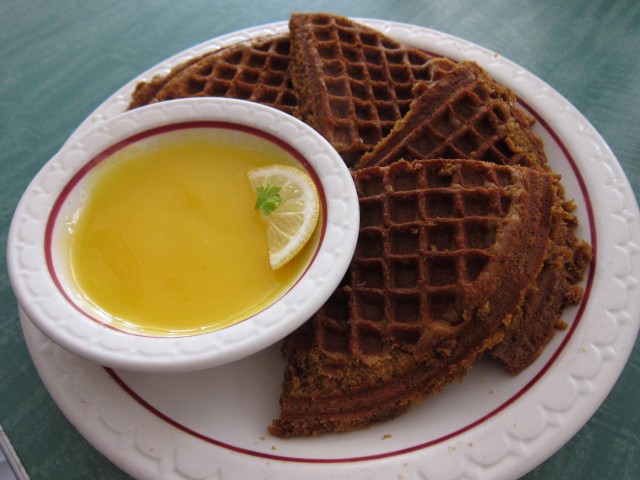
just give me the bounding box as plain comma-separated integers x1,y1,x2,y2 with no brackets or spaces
20,19,640,480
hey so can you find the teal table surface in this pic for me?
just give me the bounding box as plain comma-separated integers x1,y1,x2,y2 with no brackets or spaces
1,0,638,478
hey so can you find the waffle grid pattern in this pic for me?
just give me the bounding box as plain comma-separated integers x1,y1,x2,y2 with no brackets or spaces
357,60,544,170
131,36,299,116
290,13,435,164
313,160,517,357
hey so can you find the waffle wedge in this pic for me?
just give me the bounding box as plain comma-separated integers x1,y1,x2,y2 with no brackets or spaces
269,159,555,437
129,35,299,116
355,58,592,373
355,58,546,170
288,13,435,166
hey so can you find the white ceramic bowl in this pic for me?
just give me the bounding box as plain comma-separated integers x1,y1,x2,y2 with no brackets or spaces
7,98,359,372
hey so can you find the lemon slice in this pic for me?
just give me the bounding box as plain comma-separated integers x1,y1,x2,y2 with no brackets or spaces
247,165,320,269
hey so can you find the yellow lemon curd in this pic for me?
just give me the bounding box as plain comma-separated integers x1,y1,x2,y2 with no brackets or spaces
68,127,320,336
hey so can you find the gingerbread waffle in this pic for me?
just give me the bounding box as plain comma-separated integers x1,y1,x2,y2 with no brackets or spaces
355,57,546,170
128,35,299,116
354,57,591,373
269,159,555,437
288,13,435,166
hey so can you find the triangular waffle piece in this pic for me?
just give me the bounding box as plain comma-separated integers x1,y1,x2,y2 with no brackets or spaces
288,13,435,166
128,35,299,116
355,58,592,373
356,58,546,170
269,159,555,437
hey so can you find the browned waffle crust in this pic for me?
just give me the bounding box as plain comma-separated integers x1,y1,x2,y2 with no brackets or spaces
353,57,592,373
355,58,546,170
128,35,299,116
289,13,435,166
490,196,591,373
269,159,555,437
